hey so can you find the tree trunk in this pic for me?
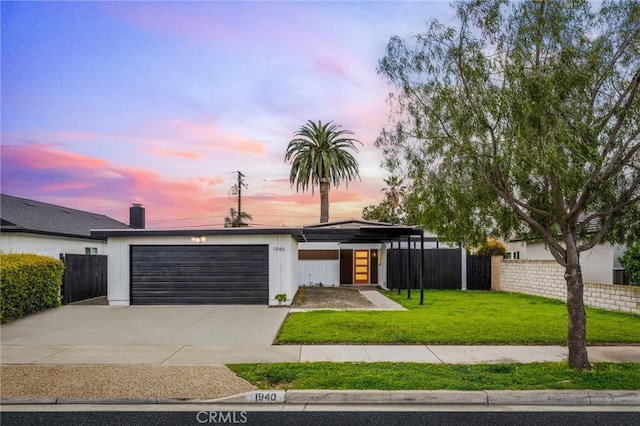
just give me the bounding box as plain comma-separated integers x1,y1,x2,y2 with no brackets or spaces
564,238,591,371
320,179,330,223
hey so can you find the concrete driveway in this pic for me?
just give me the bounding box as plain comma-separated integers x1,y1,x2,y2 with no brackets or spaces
0,305,289,347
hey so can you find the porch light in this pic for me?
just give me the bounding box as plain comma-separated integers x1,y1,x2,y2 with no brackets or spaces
191,236,207,243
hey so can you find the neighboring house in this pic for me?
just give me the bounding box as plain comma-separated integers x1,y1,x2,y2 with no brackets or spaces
91,220,421,306
0,194,135,258
506,239,626,285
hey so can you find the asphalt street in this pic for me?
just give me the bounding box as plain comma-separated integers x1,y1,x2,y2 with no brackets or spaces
2,408,639,426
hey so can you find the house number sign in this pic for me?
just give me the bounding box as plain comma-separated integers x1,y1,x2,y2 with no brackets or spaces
244,391,285,403
272,246,286,252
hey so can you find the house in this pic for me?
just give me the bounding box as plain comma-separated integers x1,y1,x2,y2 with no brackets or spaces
298,219,422,288
0,194,135,258
506,239,626,285
91,220,422,306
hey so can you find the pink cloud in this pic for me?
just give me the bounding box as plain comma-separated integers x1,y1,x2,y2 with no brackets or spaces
147,149,207,160
198,176,226,186
1,142,372,228
1,143,219,225
52,131,105,141
3,143,110,170
170,119,266,155
102,2,241,44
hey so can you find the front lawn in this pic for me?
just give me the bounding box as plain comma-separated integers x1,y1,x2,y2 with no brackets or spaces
228,362,640,390
276,291,640,345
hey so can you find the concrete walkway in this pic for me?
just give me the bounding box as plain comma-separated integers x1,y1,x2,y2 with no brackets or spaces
3,344,639,365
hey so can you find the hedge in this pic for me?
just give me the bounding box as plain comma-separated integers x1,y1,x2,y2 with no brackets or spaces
619,242,640,286
0,253,64,322
476,239,507,257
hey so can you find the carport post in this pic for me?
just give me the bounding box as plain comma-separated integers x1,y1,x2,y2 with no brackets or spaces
420,232,424,305
397,239,401,295
407,235,411,299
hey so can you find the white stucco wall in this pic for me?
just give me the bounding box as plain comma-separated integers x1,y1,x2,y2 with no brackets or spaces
0,233,108,258
507,240,616,284
106,233,298,306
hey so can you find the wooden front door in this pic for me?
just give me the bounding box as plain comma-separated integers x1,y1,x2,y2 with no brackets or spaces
354,250,369,284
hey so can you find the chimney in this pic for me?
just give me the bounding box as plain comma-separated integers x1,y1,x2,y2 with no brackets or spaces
129,204,145,229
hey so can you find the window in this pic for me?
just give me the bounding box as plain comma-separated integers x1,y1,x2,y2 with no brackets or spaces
85,247,98,255
506,251,520,260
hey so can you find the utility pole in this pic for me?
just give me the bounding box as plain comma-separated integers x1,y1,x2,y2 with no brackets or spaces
236,171,247,227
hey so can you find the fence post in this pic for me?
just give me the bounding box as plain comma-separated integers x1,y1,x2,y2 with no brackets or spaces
420,232,424,305
407,235,411,299
461,245,467,291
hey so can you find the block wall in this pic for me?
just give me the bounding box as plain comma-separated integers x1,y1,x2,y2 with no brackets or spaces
500,260,639,315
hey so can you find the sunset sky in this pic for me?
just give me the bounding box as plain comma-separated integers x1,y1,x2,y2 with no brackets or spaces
1,1,454,229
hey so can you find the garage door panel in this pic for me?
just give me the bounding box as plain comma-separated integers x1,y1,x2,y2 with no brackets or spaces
131,276,268,285
131,245,269,304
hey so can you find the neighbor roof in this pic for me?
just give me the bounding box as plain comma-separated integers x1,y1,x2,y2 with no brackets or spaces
1,194,131,240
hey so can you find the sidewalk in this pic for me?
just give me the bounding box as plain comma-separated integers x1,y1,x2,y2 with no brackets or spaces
2,344,639,365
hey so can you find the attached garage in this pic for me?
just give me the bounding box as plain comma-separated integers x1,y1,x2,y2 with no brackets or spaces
91,228,301,306
130,245,268,304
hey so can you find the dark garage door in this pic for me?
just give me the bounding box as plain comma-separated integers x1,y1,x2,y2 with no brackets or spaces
131,245,269,305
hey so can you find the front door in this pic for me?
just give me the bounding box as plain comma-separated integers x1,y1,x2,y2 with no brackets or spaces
354,250,369,284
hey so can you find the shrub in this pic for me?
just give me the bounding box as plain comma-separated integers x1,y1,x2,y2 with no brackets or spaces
619,242,640,286
476,239,507,257
0,253,64,322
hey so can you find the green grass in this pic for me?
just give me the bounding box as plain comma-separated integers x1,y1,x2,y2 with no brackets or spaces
276,291,640,345
228,362,640,390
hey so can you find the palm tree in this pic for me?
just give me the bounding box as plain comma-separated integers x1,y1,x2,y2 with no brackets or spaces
285,120,362,223
381,175,406,216
224,208,253,228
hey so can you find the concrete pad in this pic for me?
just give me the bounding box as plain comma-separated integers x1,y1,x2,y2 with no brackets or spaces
0,305,288,347
0,346,70,364
31,345,183,364
588,346,640,362
0,306,125,345
359,291,407,310
163,345,301,364
300,345,370,362
486,390,591,405
363,346,441,363
164,307,288,346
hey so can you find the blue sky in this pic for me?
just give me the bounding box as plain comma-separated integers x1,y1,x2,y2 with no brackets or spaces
1,1,454,228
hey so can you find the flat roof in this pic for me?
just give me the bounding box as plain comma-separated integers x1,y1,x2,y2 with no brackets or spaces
91,224,424,243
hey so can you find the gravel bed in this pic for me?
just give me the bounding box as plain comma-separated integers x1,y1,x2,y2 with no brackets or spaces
0,365,255,399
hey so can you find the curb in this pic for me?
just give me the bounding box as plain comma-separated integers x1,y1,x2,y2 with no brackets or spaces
2,390,639,406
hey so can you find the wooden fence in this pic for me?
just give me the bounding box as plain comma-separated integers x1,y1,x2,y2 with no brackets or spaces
60,254,107,304
387,248,462,290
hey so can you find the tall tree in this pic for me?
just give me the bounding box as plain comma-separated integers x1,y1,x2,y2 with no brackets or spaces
285,120,362,223
377,0,639,370
224,208,252,228
362,199,401,224
381,175,407,216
